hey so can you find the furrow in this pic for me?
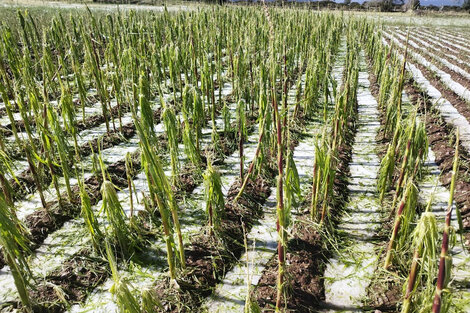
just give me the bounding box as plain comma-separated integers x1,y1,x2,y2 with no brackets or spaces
320,51,382,311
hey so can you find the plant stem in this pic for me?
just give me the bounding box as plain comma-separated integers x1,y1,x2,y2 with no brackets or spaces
432,131,459,313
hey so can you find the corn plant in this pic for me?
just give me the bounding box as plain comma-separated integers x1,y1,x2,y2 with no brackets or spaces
390,114,427,216
272,63,286,313
81,19,110,134
222,99,232,136
106,240,141,313
0,79,22,149
67,28,88,123
139,72,156,140
234,99,269,202
181,87,202,171
39,106,63,206
310,133,328,220
162,106,180,186
133,114,185,278
193,88,204,154
125,153,137,219
432,131,460,313
237,99,247,180
58,79,79,158
0,150,18,206
378,112,427,210
101,180,136,256
17,94,37,153
183,117,202,172
401,204,438,313
203,162,225,236
99,153,137,257
24,144,47,209
284,148,300,228
383,177,418,269
79,176,103,253
48,104,74,201
0,196,33,312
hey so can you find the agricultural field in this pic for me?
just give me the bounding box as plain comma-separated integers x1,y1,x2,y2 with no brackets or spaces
0,4,469,313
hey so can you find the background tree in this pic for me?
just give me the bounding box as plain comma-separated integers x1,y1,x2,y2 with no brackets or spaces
380,0,394,11
464,0,470,11
406,0,420,10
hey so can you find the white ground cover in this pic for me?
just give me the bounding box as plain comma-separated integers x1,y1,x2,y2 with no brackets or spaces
382,37,470,156
388,29,470,81
441,30,470,48
419,29,470,56
321,51,382,311
398,30,470,72
435,30,470,50
409,32,460,55
382,32,470,105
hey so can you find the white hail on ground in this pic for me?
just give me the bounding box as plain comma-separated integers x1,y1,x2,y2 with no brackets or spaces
321,51,382,311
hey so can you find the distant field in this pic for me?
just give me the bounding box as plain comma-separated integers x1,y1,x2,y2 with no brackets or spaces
353,10,470,27
1,0,469,28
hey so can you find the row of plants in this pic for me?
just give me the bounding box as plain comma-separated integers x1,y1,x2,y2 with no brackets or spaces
250,18,364,312
0,7,347,313
363,24,466,313
379,28,470,233
141,10,347,313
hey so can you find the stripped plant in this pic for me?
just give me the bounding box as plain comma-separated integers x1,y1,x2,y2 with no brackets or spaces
48,104,74,201
310,132,329,220
193,88,204,153
0,196,33,312
162,105,180,186
106,240,141,313
234,92,270,202
125,153,137,219
133,113,185,278
0,150,18,206
432,131,461,313
182,87,202,171
99,153,137,257
401,199,439,313
237,99,247,180
203,161,225,236
384,176,418,269
79,176,103,253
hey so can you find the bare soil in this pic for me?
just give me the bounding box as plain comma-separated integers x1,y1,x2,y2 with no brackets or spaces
31,249,108,313
253,216,325,312
152,173,275,313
